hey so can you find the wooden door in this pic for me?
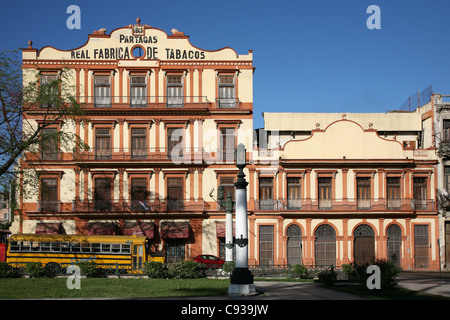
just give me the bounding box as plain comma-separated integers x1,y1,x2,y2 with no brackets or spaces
353,224,375,265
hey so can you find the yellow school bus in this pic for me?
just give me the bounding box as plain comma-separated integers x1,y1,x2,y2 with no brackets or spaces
6,234,165,274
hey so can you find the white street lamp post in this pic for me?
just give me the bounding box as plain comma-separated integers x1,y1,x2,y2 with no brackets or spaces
228,143,256,296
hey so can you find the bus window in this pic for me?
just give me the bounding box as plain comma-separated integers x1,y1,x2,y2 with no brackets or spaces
81,243,91,253
132,245,143,270
31,241,40,251
22,241,31,251
51,242,61,252
101,243,111,253
122,244,131,254
71,243,81,252
41,242,51,252
112,244,120,253
10,241,19,252
61,242,70,252
92,243,101,253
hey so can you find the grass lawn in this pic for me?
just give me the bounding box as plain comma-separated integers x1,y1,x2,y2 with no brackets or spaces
0,278,230,299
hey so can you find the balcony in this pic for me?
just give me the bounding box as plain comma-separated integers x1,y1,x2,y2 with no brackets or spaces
253,198,436,212
71,199,206,213
84,96,212,109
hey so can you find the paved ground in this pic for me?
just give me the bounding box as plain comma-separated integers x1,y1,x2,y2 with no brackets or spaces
396,271,450,298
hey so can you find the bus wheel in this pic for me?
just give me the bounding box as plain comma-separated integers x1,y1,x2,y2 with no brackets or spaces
45,263,62,277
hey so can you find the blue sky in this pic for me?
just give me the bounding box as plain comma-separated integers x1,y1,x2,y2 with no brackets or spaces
1,0,450,128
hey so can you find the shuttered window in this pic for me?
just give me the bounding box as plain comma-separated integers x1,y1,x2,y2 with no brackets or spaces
357,177,371,209
130,177,148,210
95,128,111,159
131,128,147,159
130,75,147,107
167,127,183,159
220,128,235,162
413,177,427,209
387,177,401,209
41,128,58,160
167,75,183,108
259,178,273,210
259,225,274,266
40,178,58,211
287,177,301,209
218,75,236,108
94,75,111,108
94,178,112,211
318,177,332,209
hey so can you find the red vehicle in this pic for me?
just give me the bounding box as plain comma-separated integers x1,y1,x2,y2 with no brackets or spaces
193,255,225,268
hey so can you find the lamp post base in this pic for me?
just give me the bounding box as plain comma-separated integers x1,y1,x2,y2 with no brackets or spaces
228,283,257,296
228,268,256,296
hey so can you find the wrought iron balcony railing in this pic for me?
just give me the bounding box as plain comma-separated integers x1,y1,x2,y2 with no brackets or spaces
254,198,436,211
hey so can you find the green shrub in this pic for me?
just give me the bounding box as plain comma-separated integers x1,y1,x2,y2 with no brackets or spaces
26,262,45,278
77,260,101,277
291,264,309,279
317,268,337,286
143,261,169,278
354,259,401,290
222,261,235,274
168,260,204,279
0,262,20,278
342,263,358,281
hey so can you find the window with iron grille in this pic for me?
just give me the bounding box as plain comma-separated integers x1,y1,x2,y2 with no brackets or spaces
387,177,401,209
130,177,149,210
318,177,332,210
287,177,301,209
357,177,371,209
94,178,112,211
220,128,235,162
131,128,147,159
40,128,59,160
259,225,274,266
94,75,111,107
166,238,185,264
39,74,59,108
95,128,111,159
130,75,147,107
413,177,427,209
167,75,183,108
219,177,235,209
218,75,236,108
40,178,58,211
259,178,273,210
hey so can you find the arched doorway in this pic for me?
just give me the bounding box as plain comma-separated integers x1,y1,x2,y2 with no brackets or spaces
353,224,375,265
387,224,402,268
315,224,336,267
287,225,302,265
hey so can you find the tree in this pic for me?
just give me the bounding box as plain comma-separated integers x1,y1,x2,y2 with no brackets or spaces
0,50,85,182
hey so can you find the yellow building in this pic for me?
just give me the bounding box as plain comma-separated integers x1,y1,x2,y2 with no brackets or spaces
14,19,441,270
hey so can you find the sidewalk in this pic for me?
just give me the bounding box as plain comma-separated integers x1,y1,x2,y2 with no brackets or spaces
396,272,450,298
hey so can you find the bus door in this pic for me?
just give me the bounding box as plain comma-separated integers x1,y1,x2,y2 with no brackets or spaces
132,244,144,270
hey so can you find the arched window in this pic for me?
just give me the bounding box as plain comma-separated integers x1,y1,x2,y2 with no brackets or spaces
387,224,402,267
287,225,302,265
315,225,336,267
353,224,375,265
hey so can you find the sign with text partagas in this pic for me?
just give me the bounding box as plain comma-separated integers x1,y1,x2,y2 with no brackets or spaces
37,23,242,61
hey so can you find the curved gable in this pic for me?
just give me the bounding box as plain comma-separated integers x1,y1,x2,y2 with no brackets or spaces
282,119,405,160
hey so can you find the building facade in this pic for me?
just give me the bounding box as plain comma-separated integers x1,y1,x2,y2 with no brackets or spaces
14,19,443,270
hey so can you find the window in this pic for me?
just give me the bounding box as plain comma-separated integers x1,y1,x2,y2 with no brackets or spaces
387,177,401,209
166,177,183,210
287,177,302,210
94,75,111,108
167,127,183,159
413,177,427,210
94,178,112,211
41,128,59,160
130,177,149,210
318,177,332,210
443,120,450,142
220,128,235,162
357,177,371,210
40,178,58,211
131,128,147,159
445,166,450,193
167,75,183,108
130,75,147,107
259,225,274,266
39,74,59,108
218,75,236,108
259,177,273,210
166,238,185,264
95,128,111,159
219,177,235,209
